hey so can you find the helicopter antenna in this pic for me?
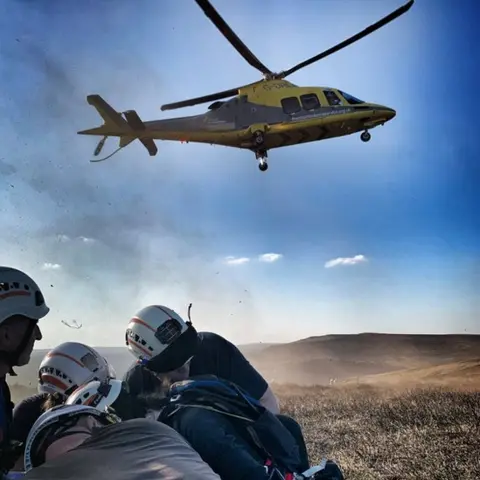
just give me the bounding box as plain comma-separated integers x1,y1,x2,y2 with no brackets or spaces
90,145,126,163
88,120,131,163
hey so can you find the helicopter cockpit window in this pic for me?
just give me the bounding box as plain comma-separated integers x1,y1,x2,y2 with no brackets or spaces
338,90,365,105
281,97,301,115
300,93,320,111
323,90,343,106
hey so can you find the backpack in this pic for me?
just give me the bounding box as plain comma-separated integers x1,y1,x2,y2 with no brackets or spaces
157,375,303,476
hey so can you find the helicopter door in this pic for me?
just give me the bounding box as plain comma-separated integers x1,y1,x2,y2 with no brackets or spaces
235,95,253,128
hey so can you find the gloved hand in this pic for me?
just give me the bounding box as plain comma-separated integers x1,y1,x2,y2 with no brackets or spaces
298,460,344,480
311,460,344,480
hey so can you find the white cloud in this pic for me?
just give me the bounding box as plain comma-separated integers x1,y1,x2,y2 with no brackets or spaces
79,236,95,244
56,234,95,244
42,262,62,270
258,253,283,263
223,253,284,265
324,254,368,269
223,256,250,266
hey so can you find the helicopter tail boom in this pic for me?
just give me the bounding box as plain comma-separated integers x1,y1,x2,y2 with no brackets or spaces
78,95,158,157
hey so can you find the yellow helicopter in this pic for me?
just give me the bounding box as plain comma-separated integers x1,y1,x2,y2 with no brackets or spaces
78,0,414,172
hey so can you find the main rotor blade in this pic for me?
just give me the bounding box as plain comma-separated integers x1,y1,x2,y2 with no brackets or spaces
195,0,272,76
160,87,239,111
280,0,414,79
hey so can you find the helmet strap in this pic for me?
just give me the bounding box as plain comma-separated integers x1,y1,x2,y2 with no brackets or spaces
146,323,199,374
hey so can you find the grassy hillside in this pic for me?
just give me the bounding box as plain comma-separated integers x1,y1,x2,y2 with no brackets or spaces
343,358,480,389
247,333,480,385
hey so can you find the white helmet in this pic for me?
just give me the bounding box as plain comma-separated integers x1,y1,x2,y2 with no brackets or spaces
0,266,49,324
65,379,123,411
125,305,189,360
24,404,118,472
38,342,116,397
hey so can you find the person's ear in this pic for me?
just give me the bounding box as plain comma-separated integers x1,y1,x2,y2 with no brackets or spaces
0,325,9,347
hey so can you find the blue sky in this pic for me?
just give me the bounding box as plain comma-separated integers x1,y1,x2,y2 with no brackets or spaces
1,0,478,347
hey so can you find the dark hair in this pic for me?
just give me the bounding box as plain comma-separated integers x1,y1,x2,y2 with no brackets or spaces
9,392,66,457
41,392,65,412
138,376,172,410
125,365,164,397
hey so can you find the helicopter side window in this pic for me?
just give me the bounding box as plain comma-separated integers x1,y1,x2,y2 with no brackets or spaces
281,97,301,115
324,90,342,106
300,94,320,111
338,90,364,105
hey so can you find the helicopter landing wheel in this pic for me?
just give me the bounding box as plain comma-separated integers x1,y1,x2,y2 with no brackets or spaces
255,149,269,172
361,130,371,142
253,130,265,146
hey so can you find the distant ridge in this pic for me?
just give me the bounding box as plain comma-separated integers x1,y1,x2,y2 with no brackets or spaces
13,333,480,388
247,333,480,385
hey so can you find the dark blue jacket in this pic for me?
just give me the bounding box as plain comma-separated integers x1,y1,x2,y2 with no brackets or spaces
157,375,302,475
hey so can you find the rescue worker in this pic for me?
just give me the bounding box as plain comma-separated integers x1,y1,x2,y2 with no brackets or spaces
122,304,310,471
0,266,48,474
67,378,344,480
22,404,221,479
10,342,117,471
66,377,299,479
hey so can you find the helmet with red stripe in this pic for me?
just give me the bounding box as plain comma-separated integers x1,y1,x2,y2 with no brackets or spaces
0,266,49,370
125,305,198,374
0,266,49,325
38,342,116,397
65,379,123,411
125,305,189,360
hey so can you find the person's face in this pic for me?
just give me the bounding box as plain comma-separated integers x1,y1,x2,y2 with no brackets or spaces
155,358,191,388
0,316,42,366
44,415,101,463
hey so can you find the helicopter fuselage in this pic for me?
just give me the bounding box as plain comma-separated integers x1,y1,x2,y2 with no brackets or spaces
78,80,396,167
133,80,395,150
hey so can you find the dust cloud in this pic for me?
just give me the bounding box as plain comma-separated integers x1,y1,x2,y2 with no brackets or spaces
0,0,261,345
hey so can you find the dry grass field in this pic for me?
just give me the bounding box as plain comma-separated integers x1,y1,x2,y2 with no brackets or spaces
276,384,480,480
11,382,479,479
